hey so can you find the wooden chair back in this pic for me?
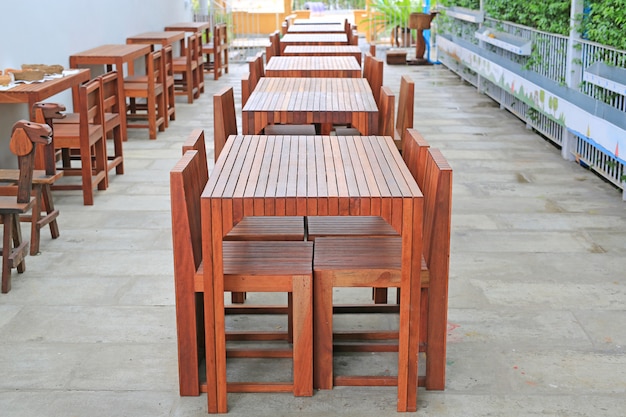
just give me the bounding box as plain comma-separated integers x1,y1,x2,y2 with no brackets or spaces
241,72,252,107
402,128,430,185
213,86,238,161
182,129,208,181
248,52,264,88
420,148,452,390
362,52,372,80
269,31,281,57
378,86,395,136
169,149,207,395
395,75,415,150
364,54,384,105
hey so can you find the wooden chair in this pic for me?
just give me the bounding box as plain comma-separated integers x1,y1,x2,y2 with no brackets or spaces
173,33,200,104
193,33,205,96
310,138,452,399
51,77,108,205
364,54,384,106
248,52,264,88
241,72,252,107
125,50,166,139
395,75,415,151
53,72,124,188
202,23,229,80
163,45,176,127
1,120,51,293
307,128,430,305
335,85,393,136
170,150,313,402
213,86,237,163
99,71,125,180
269,31,281,58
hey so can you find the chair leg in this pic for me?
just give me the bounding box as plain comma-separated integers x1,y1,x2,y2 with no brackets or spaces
2,214,29,293
2,214,12,293
291,274,313,397
313,270,334,390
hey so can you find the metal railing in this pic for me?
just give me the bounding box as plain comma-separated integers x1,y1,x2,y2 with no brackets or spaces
438,14,626,193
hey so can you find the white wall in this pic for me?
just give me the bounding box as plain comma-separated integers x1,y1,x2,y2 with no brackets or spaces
0,0,192,168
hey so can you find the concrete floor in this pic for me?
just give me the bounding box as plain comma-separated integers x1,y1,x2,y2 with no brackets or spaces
1,51,626,417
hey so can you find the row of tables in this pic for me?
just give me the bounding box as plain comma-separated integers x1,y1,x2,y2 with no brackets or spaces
197,22,425,413
1,22,211,133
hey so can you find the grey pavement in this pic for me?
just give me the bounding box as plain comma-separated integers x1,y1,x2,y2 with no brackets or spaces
1,52,625,417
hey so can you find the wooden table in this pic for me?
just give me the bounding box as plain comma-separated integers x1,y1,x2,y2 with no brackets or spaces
282,45,363,65
242,77,378,135
287,23,346,34
201,134,423,413
164,21,211,34
264,56,361,78
294,18,346,25
126,31,186,50
0,69,91,114
70,44,151,130
279,33,348,53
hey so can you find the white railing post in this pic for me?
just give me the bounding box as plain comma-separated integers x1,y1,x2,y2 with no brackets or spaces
561,0,584,162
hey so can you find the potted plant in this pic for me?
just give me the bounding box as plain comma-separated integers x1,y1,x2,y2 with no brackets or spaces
363,0,423,47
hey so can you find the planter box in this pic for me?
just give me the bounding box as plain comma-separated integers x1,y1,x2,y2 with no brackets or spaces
583,62,626,95
475,27,531,56
445,6,484,24
386,49,407,65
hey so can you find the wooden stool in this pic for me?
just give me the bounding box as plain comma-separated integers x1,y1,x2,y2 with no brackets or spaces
1,121,52,292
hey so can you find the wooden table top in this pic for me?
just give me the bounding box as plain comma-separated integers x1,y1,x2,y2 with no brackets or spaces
287,23,346,34
264,56,361,78
203,134,421,223
126,31,185,47
282,45,363,64
280,33,348,46
0,68,90,109
70,44,151,65
164,22,211,33
294,18,346,25
241,77,378,135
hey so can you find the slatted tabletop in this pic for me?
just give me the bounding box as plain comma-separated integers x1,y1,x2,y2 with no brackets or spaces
264,56,361,78
242,77,378,135
287,23,346,34
279,33,349,53
282,45,363,65
201,134,424,413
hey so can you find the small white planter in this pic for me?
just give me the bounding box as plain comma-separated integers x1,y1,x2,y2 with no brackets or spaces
475,27,531,56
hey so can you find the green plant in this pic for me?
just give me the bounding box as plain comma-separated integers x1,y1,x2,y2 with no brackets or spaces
362,0,422,33
582,0,626,50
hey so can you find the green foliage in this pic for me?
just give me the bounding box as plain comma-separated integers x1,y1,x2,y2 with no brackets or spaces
366,0,422,28
438,0,479,8
582,0,626,50
439,0,626,49
484,0,570,35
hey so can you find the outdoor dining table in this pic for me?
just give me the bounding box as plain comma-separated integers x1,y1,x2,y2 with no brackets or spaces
287,23,346,34
69,43,152,130
0,68,91,114
164,22,211,54
201,134,424,413
264,56,361,78
282,45,363,65
126,31,186,51
279,33,348,53
242,77,378,135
